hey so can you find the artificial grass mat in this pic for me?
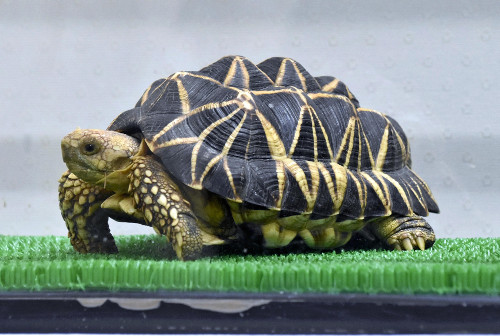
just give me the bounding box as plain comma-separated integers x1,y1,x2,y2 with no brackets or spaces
1,235,499,295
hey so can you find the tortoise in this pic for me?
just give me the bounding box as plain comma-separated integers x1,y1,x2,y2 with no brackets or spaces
59,55,439,260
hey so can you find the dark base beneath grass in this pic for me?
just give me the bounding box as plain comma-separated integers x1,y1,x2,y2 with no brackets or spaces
0,235,499,294
2,292,500,334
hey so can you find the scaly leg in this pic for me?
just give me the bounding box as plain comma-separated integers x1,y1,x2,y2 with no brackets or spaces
58,171,118,253
299,227,352,250
129,156,203,260
370,215,435,251
260,222,297,248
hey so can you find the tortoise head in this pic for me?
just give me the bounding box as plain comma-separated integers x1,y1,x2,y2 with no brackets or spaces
61,129,140,189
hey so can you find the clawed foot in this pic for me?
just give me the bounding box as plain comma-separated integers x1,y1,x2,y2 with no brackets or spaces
387,230,433,251
68,231,118,254
371,215,436,252
59,171,118,254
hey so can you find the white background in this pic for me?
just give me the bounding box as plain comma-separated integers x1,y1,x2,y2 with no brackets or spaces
0,0,499,238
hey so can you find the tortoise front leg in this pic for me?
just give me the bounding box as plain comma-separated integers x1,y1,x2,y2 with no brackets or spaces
129,156,203,260
58,171,118,254
370,215,435,251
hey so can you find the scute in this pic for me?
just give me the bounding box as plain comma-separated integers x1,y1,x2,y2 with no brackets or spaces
199,56,274,90
108,55,439,220
315,76,360,107
258,57,321,92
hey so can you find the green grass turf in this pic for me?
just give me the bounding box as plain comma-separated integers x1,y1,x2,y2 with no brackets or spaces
0,235,499,295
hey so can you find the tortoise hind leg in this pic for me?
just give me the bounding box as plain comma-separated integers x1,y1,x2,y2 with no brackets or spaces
129,156,203,260
299,228,352,250
370,215,435,251
58,171,118,254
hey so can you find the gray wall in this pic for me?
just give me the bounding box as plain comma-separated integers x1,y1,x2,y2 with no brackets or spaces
1,0,499,238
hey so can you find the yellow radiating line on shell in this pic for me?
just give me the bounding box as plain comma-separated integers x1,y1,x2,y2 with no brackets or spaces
317,162,339,215
175,78,191,114
151,100,237,145
223,58,239,87
361,130,376,167
256,64,274,84
149,78,172,109
393,126,408,164
283,158,314,210
252,88,297,96
238,57,250,88
308,93,356,107
308,107,319,161
176,71,227,86
357,120,363,170
358,108,388,120
356,109,384,168
148,72,195,110
346,170,366,218
308,92,335,99
275,160,286,208
294,90,324,171
408,175,429,213
373,171,391,205
223,57,250,88
295,88,308,104
322,78,339,92
244,134,252,160
362,108,407,168
224,156,241,201
197,111,248,187
289,59,308,91
255,110,287,158
330,162,348,213
335,117,356,164
313,114,335,161
342,118,356,167
139,85,152,105
411,171,438,205
375,124,390,170
255,109,316,209
151,70,244,145
360,171,391,215
378,171,413,216
306,161,321,211
287,106,306,158
274,59,288,87
191,107,242,185
154,137,199,149
346,86,356,100
307,95,336,162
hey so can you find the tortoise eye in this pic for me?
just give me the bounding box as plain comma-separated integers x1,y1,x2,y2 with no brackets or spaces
80,141,100,155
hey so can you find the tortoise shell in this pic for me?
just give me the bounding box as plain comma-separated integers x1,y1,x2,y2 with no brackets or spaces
109,56,439,220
